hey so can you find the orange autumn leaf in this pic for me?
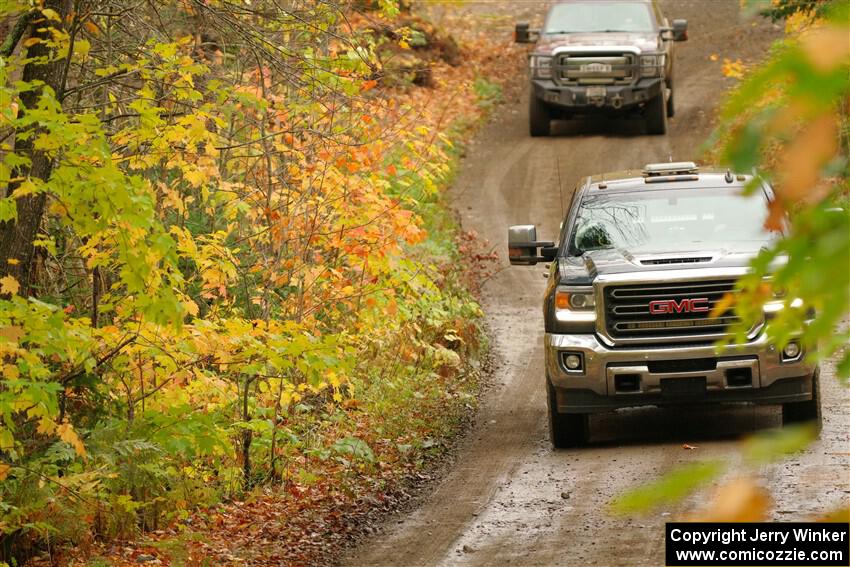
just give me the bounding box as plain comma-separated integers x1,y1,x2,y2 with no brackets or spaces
709,291,736,320
57,422,87,458
775,113,839,204
692,477,771,522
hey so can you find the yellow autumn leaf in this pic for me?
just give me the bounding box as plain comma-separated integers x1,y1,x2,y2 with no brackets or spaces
41,8,62,21
57,422,87,458
0,464,9,481
184,168,207,188
183,299,200,317
721,58,746,79
37,417,55,435
0,275,20,296
6,258,19,266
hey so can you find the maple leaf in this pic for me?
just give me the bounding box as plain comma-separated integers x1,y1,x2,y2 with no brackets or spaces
0,275,20,295
57,422,87,458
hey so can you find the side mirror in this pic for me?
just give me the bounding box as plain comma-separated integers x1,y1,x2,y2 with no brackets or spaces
515,22,539,44
508,225,557,266
671,19,688,41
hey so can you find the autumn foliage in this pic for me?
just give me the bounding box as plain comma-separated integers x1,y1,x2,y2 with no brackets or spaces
0,0,514,562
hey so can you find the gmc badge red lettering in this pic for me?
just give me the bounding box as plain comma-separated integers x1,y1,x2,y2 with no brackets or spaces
648,298,710,314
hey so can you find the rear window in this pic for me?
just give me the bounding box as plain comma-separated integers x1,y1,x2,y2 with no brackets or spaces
545,2,656,34
569,188,777,255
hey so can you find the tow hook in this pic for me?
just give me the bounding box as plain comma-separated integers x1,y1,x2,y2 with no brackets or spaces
611,95,624,109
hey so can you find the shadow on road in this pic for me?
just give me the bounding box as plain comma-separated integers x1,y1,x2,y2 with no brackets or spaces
550,115,650,137
585,403,779,447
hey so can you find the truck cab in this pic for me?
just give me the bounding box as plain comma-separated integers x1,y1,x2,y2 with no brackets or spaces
508,163,820,448
515,0,687,136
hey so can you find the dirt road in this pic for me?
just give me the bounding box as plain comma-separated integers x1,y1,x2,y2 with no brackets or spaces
343,2,850,566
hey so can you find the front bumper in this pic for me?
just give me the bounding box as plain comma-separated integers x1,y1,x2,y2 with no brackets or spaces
546,332,815,413
531,78,663,111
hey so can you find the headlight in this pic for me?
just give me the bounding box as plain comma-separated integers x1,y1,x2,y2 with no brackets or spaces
640,54,664,77
530,55,553,79
555,288,596,311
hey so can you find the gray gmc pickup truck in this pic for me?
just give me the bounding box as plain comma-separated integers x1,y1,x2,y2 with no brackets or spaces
509,163,820,448
515,0,688,136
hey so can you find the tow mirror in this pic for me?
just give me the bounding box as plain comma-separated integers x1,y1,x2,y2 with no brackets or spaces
672,19,688,41
508,225,557,266
515,22,539,44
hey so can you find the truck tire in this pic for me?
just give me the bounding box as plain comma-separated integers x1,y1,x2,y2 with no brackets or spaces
529,95,552,137
645,92,667,135
782,368,822,431
547,379,589,448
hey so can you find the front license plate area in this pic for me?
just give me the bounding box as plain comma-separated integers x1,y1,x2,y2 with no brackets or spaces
581,63,612,73
586,86,607,99
661,377,706,398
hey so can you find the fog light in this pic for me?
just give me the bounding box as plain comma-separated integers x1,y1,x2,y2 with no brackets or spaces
565,354,582,370
782,342,801,360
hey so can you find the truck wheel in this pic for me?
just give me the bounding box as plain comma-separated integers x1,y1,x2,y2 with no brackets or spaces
529,95,552,137
782,368,822,431
645,93,668,135
547,380,589,448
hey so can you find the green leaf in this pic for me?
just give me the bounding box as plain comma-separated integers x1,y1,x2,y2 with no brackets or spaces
611,460,725,515
743,424,817,464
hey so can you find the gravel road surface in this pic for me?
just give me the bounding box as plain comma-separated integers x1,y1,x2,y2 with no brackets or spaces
343,2,850,565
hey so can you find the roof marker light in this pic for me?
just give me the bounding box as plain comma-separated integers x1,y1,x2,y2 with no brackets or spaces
642,161,699,176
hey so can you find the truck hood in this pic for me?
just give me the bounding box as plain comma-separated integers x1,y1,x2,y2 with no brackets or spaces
536,32,661,54
558,244,783,284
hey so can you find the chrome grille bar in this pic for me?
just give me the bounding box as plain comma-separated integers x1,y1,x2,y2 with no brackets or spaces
601,278,752,345
555,53,636,85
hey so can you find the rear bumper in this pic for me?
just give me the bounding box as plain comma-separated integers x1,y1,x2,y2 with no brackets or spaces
531,78,663,111
545,332,815,414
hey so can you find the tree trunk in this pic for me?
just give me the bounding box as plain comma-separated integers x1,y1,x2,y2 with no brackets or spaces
0,1,72,295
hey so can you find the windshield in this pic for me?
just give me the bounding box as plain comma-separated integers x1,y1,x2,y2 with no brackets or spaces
544,2,656,34
569,188,777,255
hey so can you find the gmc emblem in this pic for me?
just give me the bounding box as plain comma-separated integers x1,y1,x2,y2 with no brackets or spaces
648,298,710,315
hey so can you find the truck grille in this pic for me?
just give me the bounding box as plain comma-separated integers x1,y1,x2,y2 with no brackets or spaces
603,279,744,344
556,53,636,85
